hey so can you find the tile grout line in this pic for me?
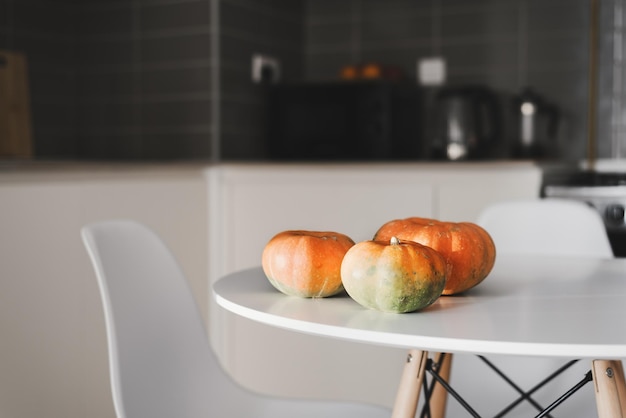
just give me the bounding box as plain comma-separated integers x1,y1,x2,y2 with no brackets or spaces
210,0,221,162
132,0,144,157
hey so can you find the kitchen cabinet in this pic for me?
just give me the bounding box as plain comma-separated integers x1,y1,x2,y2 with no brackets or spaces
205,162,542,408
0,164,208,418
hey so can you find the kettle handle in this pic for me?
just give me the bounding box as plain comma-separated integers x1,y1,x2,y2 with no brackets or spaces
546,105,560,138
474,89,500,143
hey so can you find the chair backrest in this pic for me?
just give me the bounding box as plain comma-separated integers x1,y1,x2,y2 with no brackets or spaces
476,198,613,258
82,220,221,418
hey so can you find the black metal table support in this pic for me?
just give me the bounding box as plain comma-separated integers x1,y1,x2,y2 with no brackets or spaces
481,356,580,418
532,371,593,418
420,356,481,418
419,354,593,418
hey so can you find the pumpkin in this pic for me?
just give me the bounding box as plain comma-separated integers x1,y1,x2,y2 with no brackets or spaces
340,236,447,313
374,217,496,295
261,230,355,298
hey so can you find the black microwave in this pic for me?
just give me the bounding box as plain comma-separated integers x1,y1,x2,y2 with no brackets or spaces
266,82,423,161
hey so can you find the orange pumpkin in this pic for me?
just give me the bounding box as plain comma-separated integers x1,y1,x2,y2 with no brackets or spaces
261,230,355,298
374,217,496,295
341,236,447,313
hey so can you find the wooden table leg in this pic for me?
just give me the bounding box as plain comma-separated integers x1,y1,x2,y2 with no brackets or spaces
392,349,428,418
592,359,626,417
429,352,453,418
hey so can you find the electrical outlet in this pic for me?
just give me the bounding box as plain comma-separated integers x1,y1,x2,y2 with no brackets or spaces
252,54,281,84
418,57,446,86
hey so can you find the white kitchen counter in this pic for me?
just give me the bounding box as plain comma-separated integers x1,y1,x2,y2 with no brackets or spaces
0,160,212,181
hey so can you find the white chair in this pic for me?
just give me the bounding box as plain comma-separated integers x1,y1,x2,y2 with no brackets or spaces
81,219,390,418
476,197,613,258
440,198,613,417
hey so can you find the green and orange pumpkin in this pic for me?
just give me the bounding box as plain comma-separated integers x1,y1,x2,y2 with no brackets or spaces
340,236,448,313
374,217,496,295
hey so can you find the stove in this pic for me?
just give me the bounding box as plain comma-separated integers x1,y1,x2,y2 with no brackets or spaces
543,170,626,257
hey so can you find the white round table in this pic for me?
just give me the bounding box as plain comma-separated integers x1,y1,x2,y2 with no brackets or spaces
213,255,626,417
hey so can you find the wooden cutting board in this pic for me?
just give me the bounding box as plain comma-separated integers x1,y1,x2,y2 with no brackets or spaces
0,50,33,158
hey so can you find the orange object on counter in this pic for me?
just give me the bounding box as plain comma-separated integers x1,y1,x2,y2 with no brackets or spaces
339,65,359,80
339,63,404,81
360,62,383,79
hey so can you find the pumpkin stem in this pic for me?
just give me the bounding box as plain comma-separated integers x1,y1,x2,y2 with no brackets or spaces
390,236,400,245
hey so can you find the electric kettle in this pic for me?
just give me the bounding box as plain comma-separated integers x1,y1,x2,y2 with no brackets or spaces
510,87,559,158
431,85,500,161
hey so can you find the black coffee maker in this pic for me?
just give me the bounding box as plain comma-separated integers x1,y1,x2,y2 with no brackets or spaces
430,85,500,161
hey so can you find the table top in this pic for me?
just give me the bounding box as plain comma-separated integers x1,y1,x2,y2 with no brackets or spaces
213,255,626,359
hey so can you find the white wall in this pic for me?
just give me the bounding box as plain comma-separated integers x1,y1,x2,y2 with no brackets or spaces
0,165,207,418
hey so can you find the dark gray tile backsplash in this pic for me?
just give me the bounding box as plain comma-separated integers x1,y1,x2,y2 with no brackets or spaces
78,5,133,35
218,0,303,159
77,0,213,160
0,0,617,161
304,0,598,162
140,1,210,31
141,67,211,95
